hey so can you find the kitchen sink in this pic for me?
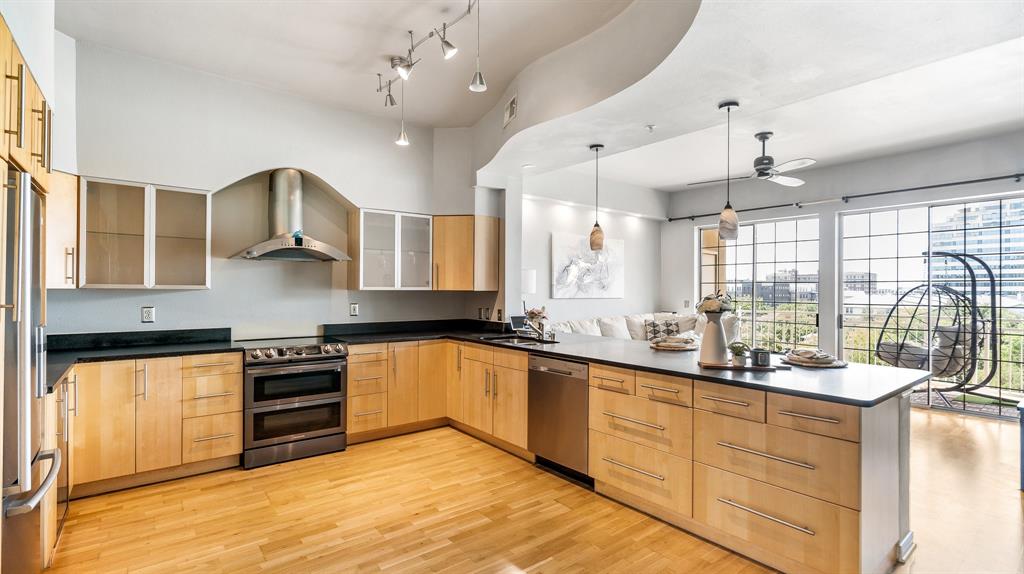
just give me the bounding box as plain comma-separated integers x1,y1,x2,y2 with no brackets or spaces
481,335,553,346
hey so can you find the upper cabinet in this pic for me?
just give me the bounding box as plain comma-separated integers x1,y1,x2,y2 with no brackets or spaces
5,37,31,170
79,177,210,289
46,170,79,290
433,215,500,291
354,209,432,290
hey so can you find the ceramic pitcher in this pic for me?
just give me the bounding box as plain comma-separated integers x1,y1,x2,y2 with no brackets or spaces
699,312,729,365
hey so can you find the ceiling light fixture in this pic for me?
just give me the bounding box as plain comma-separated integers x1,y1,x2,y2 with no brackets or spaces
391,31,417,80
469,0,487,92
589,144,605,251
395,80,410,146
436,23,458,60
717,100,739,240
378,74,397,107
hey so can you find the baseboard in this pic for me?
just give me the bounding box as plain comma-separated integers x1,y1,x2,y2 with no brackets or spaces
71,455,241,499
448,420,535,463
348,418,448,445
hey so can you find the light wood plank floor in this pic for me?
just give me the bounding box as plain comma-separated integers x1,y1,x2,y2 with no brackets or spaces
51,409,1022,573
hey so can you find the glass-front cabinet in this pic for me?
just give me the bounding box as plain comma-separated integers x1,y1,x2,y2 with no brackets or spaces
79,178,210,289
358,209,431,290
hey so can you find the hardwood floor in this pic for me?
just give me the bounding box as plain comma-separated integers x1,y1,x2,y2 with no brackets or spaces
51,409,1022,573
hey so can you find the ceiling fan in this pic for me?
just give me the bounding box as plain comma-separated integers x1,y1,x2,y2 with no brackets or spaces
688,131,816,187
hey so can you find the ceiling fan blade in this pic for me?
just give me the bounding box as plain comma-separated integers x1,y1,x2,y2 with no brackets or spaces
773,158,816,173
768,174,805,187
687,173,754,186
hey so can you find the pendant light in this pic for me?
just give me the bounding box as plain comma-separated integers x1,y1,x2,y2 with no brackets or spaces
395,80,409,146
589,144,605,251
436,23,458,60
718,100,739,240
469,0,487,92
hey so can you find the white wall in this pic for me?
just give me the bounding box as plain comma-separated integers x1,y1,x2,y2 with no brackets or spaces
660,129,1024,354
52,30,75,173
0,0,55,101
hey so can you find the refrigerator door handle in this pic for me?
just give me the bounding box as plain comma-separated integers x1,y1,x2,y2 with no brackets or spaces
35,324,46,399
3,449,60,517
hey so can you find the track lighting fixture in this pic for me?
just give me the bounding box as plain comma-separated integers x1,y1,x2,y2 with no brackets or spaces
436,23,458,60
392,31,417,80
469,0,487,92
589,144,605,251
395,80,409,146
717,100,739,240
378,74,397,107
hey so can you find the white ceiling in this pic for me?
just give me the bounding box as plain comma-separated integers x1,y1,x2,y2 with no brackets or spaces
55,0,630,128
573,38,1024,192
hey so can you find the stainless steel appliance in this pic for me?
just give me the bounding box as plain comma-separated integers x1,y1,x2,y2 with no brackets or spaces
241,337,348,469
527,355,589,475
2,171,59,574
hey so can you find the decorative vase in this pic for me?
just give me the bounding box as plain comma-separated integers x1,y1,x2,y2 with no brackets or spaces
700,312,729,365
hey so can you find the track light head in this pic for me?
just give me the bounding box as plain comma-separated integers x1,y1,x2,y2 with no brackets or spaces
385,92,397,107
391,55,413,80
436,24,458,60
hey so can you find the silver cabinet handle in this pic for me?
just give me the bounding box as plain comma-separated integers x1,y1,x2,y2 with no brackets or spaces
493,371,498,397
70,373,78,417
4,449,60,517
639,383,680,394
484,369,490,397
596,384,629,395
64,247,75,284
193,433,234,443
392,349,397,377
602,411,665,430
5,64,24,146
716,441,816,470
61,380,69,441
188,361,234,368
717,498,815,536
354,376,383,382
31,100,47,167
140,363,149,400
193,391,233,399
701,395,750,407
46,107,53,173
601,456,664,481
776,410,841,424
457,346,462,371
354,410,383,417
594,375,625,383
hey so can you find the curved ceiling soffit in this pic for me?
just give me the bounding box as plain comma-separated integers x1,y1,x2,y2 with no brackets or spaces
468,0,702,176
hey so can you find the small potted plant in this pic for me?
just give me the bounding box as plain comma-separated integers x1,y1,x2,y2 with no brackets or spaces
728,341,750,367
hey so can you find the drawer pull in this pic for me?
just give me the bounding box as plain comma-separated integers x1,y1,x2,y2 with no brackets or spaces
716,441,816,470
701,395,750,407
596,384,630,395
639,383,680,394
601,457,664,481
352,352,383,356
602,411,665,431
354,409,383,417
717,498,815,536
193,392,233,399
354,376,383,382
193,433,235,443
777,410,841,424
594,375,625,383
189,361,235,368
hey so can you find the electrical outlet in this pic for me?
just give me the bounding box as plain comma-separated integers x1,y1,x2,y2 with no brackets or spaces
683,299,690,308
349,303,359,316
141,306,156,323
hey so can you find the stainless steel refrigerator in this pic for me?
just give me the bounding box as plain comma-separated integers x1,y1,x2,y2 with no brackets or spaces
2,169,57,574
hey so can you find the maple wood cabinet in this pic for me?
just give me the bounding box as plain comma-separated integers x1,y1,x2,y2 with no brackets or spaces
71,361,137,485
458,344,528,449
387,341,419,427
432,215,500,291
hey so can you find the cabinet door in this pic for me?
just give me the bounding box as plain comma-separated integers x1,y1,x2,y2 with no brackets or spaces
28,72,51,192
6,42,30,169
400,214,432,289
81,179,148,287
473,216,500,291
417,340,447,421
446,343,463,422
45,171,78,289
135,357,183,473
387,342,418,427
361,210,397,288
432,216,474,291
461,358,492,434
0,23,10,161
491,365,528,449
71,361,136,484
153,188,209,288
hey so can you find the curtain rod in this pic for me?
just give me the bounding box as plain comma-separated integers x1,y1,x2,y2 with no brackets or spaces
667,172,1024,222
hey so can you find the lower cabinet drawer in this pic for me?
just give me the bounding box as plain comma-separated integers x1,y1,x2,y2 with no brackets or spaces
348,393,388,433
183,373,243,418
694,463,859,574
589,387,692,459
589,430,692,517
182,412,243,464
348,361,388,396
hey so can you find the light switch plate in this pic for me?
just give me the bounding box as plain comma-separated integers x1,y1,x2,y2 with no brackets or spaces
141,306,155,323
349,303,359,316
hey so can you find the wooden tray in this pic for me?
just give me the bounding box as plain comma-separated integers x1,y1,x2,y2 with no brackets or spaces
698,361,791,372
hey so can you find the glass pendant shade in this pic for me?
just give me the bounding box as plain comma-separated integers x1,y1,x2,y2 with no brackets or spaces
718,202,738,240
395,124,409,146
590,222,605,251
469,69,487,92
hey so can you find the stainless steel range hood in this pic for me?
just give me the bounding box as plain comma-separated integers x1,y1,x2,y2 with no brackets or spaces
234,169,350,262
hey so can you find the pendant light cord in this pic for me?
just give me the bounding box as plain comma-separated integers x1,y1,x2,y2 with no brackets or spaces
401,79,405,126
594,146,600,224
476,0,481,68
726,105,731,205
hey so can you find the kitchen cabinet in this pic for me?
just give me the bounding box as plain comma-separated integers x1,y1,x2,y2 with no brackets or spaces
356,209,432,290
79,177,210,289
182,413,243,464
46,170,79,289
28,69,51,192
491,365,527,449
417,340,448,421
71,361,137,485
459,345,528,446
135,357,183,473
432,215,500,291
0,21,10,161
460,357,492,433
446,343,464,423
387,341,419,427
6,41,30,170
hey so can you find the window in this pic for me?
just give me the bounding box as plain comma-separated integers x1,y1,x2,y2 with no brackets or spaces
699,217,819,352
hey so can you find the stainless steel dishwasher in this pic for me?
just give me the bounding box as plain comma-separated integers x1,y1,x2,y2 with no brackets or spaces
527,355,589,476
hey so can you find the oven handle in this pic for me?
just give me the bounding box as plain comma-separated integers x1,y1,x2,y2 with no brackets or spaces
247,395,343,415
245,361,345,378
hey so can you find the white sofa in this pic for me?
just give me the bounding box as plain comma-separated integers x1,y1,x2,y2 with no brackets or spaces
548,312,740,342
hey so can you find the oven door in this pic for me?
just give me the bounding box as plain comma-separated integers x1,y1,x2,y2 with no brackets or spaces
245,397,345,449
244,360,346,409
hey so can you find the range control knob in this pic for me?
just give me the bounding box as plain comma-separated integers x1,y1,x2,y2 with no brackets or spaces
322,345,334,354
250,349,263,360
264,349,276,359
334,344,344,353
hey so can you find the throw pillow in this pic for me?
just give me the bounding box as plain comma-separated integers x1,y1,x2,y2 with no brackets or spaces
645,319,680,341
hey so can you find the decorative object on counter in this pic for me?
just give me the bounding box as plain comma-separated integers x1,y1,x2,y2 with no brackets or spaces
783,348,848,369
728,341,750,367
696,293,734,365
644,319,680,340
588,144,606,251
650,334,699,351
551,232,624,299
525,306,548,336
698,360,789,372
750,347,771,367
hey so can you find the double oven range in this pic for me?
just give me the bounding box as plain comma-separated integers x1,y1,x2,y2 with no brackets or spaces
240,337,349,469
